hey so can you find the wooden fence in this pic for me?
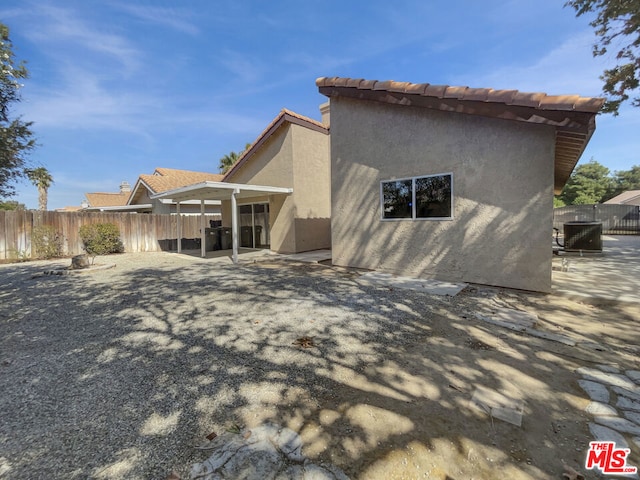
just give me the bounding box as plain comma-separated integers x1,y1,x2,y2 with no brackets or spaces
0,211,221,260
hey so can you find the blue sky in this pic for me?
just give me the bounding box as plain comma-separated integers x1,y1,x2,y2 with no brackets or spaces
2,0,639,210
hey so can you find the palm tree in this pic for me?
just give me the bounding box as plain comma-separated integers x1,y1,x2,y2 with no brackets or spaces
218,143,252,174
219,151,239,174
25,167,53,211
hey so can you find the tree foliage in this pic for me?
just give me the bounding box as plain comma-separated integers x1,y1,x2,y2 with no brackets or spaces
566,0,640,114
0,199,25,210
557,160,640,204
79,223,124,263
0,23,36,197
557,159,614,204
218,143,252,174
612,164,640,195
25,167,53,211
31,225,63,259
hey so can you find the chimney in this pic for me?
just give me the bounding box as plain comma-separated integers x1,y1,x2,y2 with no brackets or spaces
320,101,330,127
119,181,131,194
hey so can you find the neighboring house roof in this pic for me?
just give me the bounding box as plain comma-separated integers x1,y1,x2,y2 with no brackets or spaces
56,206,83,212
223,109,329,181
604,190,640,205
85,192,130,208
316,76,605,193
128,168,224,205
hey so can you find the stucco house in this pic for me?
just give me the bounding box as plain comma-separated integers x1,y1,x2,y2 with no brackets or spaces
152,109,330,256
83,168,223,215
219,109,330,251
604,190,640,206
316,77,603,292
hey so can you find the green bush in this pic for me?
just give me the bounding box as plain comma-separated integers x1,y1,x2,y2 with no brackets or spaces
32,225,63,259
79,223,124,262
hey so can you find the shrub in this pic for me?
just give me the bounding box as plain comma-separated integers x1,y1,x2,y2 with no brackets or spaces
32,225,63,259
79,223,124,262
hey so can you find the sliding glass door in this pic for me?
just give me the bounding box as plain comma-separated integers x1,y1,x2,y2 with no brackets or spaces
238,203,270,248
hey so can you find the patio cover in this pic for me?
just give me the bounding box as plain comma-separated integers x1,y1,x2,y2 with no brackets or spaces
151,181,293,262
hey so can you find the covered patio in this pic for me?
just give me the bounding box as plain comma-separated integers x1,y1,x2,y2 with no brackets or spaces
151,181,293,263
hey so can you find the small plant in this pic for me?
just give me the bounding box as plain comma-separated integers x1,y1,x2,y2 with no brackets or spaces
79,223,124,263
32,225,63,259
7,248,30,262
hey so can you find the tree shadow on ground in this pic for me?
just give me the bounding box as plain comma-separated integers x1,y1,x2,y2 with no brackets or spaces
0,255,638,479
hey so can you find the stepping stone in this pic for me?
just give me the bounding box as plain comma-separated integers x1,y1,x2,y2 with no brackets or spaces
597,364,620,374
589,423,630,449
627,370,640,384
585,401,618,416
617,396,640,413
358,272,467,296
470,386,524,427
623,410,640,427
190,424,349,480
578,380,610,403
614,386,640,403
594,416,640,436
577,367,639,391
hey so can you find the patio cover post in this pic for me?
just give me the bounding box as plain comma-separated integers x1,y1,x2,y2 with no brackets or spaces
200,200,206,258
177,201,182,253
231,188,239,264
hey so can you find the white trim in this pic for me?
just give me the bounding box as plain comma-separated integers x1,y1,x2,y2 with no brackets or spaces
380,172,454,221
151,181,293,202
84,204,152,212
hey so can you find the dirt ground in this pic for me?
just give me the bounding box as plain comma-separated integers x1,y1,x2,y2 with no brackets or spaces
0,253,639,480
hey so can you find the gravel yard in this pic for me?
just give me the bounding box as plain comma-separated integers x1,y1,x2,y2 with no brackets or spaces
1,252,639,479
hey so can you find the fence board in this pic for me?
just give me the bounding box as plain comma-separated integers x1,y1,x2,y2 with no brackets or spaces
0,211,220,260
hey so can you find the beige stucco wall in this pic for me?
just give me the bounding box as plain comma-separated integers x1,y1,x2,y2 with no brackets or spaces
291,123,331,252
329,97,555,292
222,124,297,253
222,120,330,254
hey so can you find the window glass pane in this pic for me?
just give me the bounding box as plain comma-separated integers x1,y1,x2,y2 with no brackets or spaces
382,180,412,219
416,174,452,218
239,205,252,214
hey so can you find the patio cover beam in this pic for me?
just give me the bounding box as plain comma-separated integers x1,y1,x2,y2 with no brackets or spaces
151,181,293,263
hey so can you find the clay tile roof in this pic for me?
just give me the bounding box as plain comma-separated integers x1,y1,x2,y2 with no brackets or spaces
538,94,581,111
345,78,364,88
315,76,604,113
316,76,605,193
423,84,448,98
443,86,468,99
387,81,412,93
223,108,328,181
140,168,224,194
510,91,547,108
85,192,130,207
358,79,378,90
464,88,491,102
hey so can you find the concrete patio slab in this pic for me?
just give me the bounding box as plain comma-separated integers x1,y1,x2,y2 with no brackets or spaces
282,250,332,264
553,235,640,304
356,271,467,296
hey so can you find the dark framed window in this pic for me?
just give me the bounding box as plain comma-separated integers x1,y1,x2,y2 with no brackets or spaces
381,173,453,221
381,179,412,219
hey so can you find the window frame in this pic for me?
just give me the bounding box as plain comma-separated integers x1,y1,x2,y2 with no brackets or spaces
380,172,454,221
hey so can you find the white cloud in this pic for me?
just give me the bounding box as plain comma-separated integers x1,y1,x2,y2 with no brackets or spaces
453,31,607,96
113,4,200,36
